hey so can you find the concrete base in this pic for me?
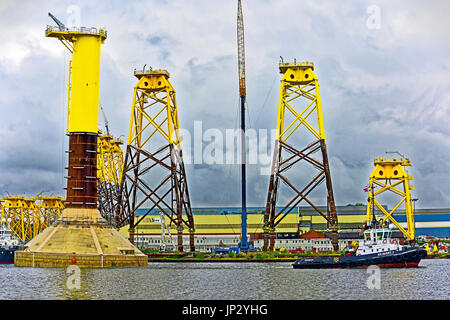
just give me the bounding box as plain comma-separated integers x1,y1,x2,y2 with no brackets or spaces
14,251,147,268
14,208,148,268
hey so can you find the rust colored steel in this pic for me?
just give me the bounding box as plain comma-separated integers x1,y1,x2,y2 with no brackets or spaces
65,133,98,208
263,139,339,251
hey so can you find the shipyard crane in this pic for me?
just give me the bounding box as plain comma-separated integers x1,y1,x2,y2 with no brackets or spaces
100,104,110,135
237,0,248,250
48,12,66,31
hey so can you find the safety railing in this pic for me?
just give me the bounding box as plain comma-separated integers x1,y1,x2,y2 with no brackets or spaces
279,60,314,68
45,25,107,37
133,67,170,76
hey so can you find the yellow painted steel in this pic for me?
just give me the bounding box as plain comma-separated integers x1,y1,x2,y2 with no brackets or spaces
121,67,194,249
97,136,107,182
97,134,124,184
366,157,416,241
66,60,72,131
0,196,64,242
1,197,34,242
111,140,124,183
127,69,182,149
45,26,107,133
276,61,326,142
36,196,65,230
267,60,337,246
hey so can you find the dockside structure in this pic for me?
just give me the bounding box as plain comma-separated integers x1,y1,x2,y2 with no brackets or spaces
120,206,450,252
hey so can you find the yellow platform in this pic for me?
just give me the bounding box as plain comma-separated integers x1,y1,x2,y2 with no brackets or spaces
14,208,148,268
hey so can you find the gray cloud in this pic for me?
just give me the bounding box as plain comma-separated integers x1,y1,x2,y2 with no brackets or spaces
0,0,449,209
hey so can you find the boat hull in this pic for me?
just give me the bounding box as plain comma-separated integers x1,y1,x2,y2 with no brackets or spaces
292,247,427,269
0,246,19,264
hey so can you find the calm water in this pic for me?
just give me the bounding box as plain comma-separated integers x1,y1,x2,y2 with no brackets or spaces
0,259,448,300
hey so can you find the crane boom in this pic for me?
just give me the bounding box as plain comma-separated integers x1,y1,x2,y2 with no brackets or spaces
237,0,246,98
100,104,110,135
237,0,248,250
48,12,66,31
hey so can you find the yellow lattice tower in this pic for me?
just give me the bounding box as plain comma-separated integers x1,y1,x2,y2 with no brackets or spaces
2,197,25,241
25,198,41,239
0,199,3,228
97,135,124,184
97,134,124,224
264,60,339,251
1,196,65,242
110,139,124,184
1,197,35,242
97,134,108,182
36,196,65,230
366,156,416,242
117,67,195,252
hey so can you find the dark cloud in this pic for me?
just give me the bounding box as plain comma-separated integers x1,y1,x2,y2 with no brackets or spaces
0,0,449,209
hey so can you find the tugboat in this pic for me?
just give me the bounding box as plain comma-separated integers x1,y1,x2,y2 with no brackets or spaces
293,182,427,269
292,223,427,269
0,225,20,264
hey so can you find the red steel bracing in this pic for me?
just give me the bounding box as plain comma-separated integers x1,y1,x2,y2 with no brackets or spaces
263,138,339,251
98,180,118,225
116,143,195,252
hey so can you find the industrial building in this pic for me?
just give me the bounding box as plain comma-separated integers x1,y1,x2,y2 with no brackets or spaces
119,206,450,252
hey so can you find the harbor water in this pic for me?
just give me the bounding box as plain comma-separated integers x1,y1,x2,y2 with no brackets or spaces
0,259,448,300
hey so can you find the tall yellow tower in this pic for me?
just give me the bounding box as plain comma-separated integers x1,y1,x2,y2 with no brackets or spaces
14,13,147,267
116,67,195,252
264,60,339,251
52,28,105,133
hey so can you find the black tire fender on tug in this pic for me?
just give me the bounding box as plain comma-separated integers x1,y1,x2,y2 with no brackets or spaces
379,256,389,265
402,253,410,262
362,258,371,266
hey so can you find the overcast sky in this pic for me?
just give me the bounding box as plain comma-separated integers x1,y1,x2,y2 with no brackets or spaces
0,0,449,209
